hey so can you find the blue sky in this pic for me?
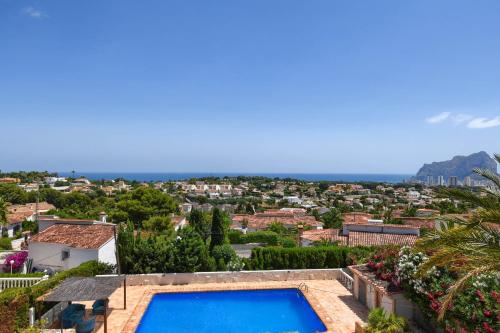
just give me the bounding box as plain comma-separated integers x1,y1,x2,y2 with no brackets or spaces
1,0,499,173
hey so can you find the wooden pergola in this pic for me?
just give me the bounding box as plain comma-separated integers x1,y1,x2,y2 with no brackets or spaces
39,275,126,333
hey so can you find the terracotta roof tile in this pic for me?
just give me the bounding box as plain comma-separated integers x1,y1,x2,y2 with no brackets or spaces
232,214,321,230
7,211,33,224
348,231,417,247
301,229,348,245
30,224,115,249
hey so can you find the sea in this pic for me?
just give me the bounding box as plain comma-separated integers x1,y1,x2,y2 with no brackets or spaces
58,172,412,184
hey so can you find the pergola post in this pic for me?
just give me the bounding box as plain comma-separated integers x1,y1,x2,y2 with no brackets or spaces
123,275,127,309
104,298,109,333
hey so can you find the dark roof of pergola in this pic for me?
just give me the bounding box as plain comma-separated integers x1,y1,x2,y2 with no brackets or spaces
41,276,124,302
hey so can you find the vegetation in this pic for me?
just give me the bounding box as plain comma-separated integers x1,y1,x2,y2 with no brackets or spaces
321,208,343,229
367,245,499,332
365,308,409,333
0,197,8,237
0,237,12,250
0,171,55,183
0,261,113,333
209,208,226,251
188,209,211,241
247,246,373,270
117,223,214,273
228,230,280,246
416,154,500,319
142,215,174,236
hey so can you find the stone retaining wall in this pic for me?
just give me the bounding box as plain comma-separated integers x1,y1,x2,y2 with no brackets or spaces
110,269,343,286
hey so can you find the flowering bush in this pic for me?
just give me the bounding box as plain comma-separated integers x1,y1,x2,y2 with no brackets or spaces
366,246,400,287
365,246,499,333
3,251,28,273
227,257,245,271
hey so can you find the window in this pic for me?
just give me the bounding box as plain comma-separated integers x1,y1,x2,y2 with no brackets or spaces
61,250,70,261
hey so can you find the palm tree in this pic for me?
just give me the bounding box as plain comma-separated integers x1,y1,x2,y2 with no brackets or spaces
365,308,409,333
0,197,8,236
415,153,500,319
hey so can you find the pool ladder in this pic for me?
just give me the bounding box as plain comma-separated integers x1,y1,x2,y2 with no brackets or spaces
298,282,309,293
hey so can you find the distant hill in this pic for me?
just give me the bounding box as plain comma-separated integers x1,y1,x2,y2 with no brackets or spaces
415,151,498,181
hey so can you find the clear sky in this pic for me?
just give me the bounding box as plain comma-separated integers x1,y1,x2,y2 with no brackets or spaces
1,0,499,173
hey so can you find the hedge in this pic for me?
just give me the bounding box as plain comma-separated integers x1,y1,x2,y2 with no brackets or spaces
0,273,44,278
228,230,279,246
0,261,113,333
247,246,373,270
0,237,12,250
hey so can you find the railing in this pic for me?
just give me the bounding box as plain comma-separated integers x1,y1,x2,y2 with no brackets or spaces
338,269,354,291
0,276,47,292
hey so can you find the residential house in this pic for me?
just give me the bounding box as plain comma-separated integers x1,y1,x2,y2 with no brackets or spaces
342,212,373,224
180,203,193,214
415,208,439,217
37,216,101,233
28,223,117,271
231,209,322,232
300,221,419,247
2,213,28,237
2,202,57,237
0,177,20,183
171,216,187,231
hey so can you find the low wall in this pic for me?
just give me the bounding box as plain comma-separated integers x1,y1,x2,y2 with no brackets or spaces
115,269,343,286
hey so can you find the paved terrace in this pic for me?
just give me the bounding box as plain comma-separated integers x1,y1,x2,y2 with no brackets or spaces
79,270,368,333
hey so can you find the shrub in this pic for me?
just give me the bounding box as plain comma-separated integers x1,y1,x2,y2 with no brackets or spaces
211,244,237,265
0,237,12,250
365,308,409,333
279,237,296,248
228,230,279,246
228,230,243,244
249,246,354,270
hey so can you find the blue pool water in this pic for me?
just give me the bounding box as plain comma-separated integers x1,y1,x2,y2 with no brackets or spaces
136,289,327,333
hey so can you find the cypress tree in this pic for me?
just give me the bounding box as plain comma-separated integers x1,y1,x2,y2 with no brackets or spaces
210,208,225,251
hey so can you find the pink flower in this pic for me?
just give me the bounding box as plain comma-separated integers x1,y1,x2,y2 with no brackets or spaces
482,322,495,333
476,289,485,302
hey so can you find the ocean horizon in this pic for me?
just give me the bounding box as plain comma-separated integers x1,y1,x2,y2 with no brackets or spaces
58,172,412,183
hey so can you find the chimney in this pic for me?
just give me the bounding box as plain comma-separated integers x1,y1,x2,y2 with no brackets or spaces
297,224,304,247
99,212,108,223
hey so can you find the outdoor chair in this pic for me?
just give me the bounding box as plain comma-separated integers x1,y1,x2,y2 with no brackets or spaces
91,299,106,315
61,304,85,328
75,316,96,333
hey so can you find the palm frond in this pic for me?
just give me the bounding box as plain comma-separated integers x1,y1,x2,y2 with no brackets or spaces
473,167,500,189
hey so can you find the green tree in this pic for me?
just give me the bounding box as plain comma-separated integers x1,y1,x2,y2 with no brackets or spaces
0,183,26,204
210,208,225,251
401,205,416,217
188,209,211,241
174,226,212,272
416,153,500,319
322,208,343,229
267,221,287,235
142,215,174,236
211,244,237,270
115,187,177,226
117,221,174,274
0,197,8,237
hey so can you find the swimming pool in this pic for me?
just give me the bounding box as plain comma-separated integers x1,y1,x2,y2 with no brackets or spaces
136,288,328,333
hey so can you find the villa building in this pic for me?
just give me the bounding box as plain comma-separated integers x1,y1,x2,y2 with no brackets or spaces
28,223,117,272
300,222,419,247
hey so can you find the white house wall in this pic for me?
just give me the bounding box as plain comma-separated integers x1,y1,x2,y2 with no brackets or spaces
97,238,117,267
29,242,99,271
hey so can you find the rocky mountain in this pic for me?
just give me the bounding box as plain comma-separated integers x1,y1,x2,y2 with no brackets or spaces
415,151,498,181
